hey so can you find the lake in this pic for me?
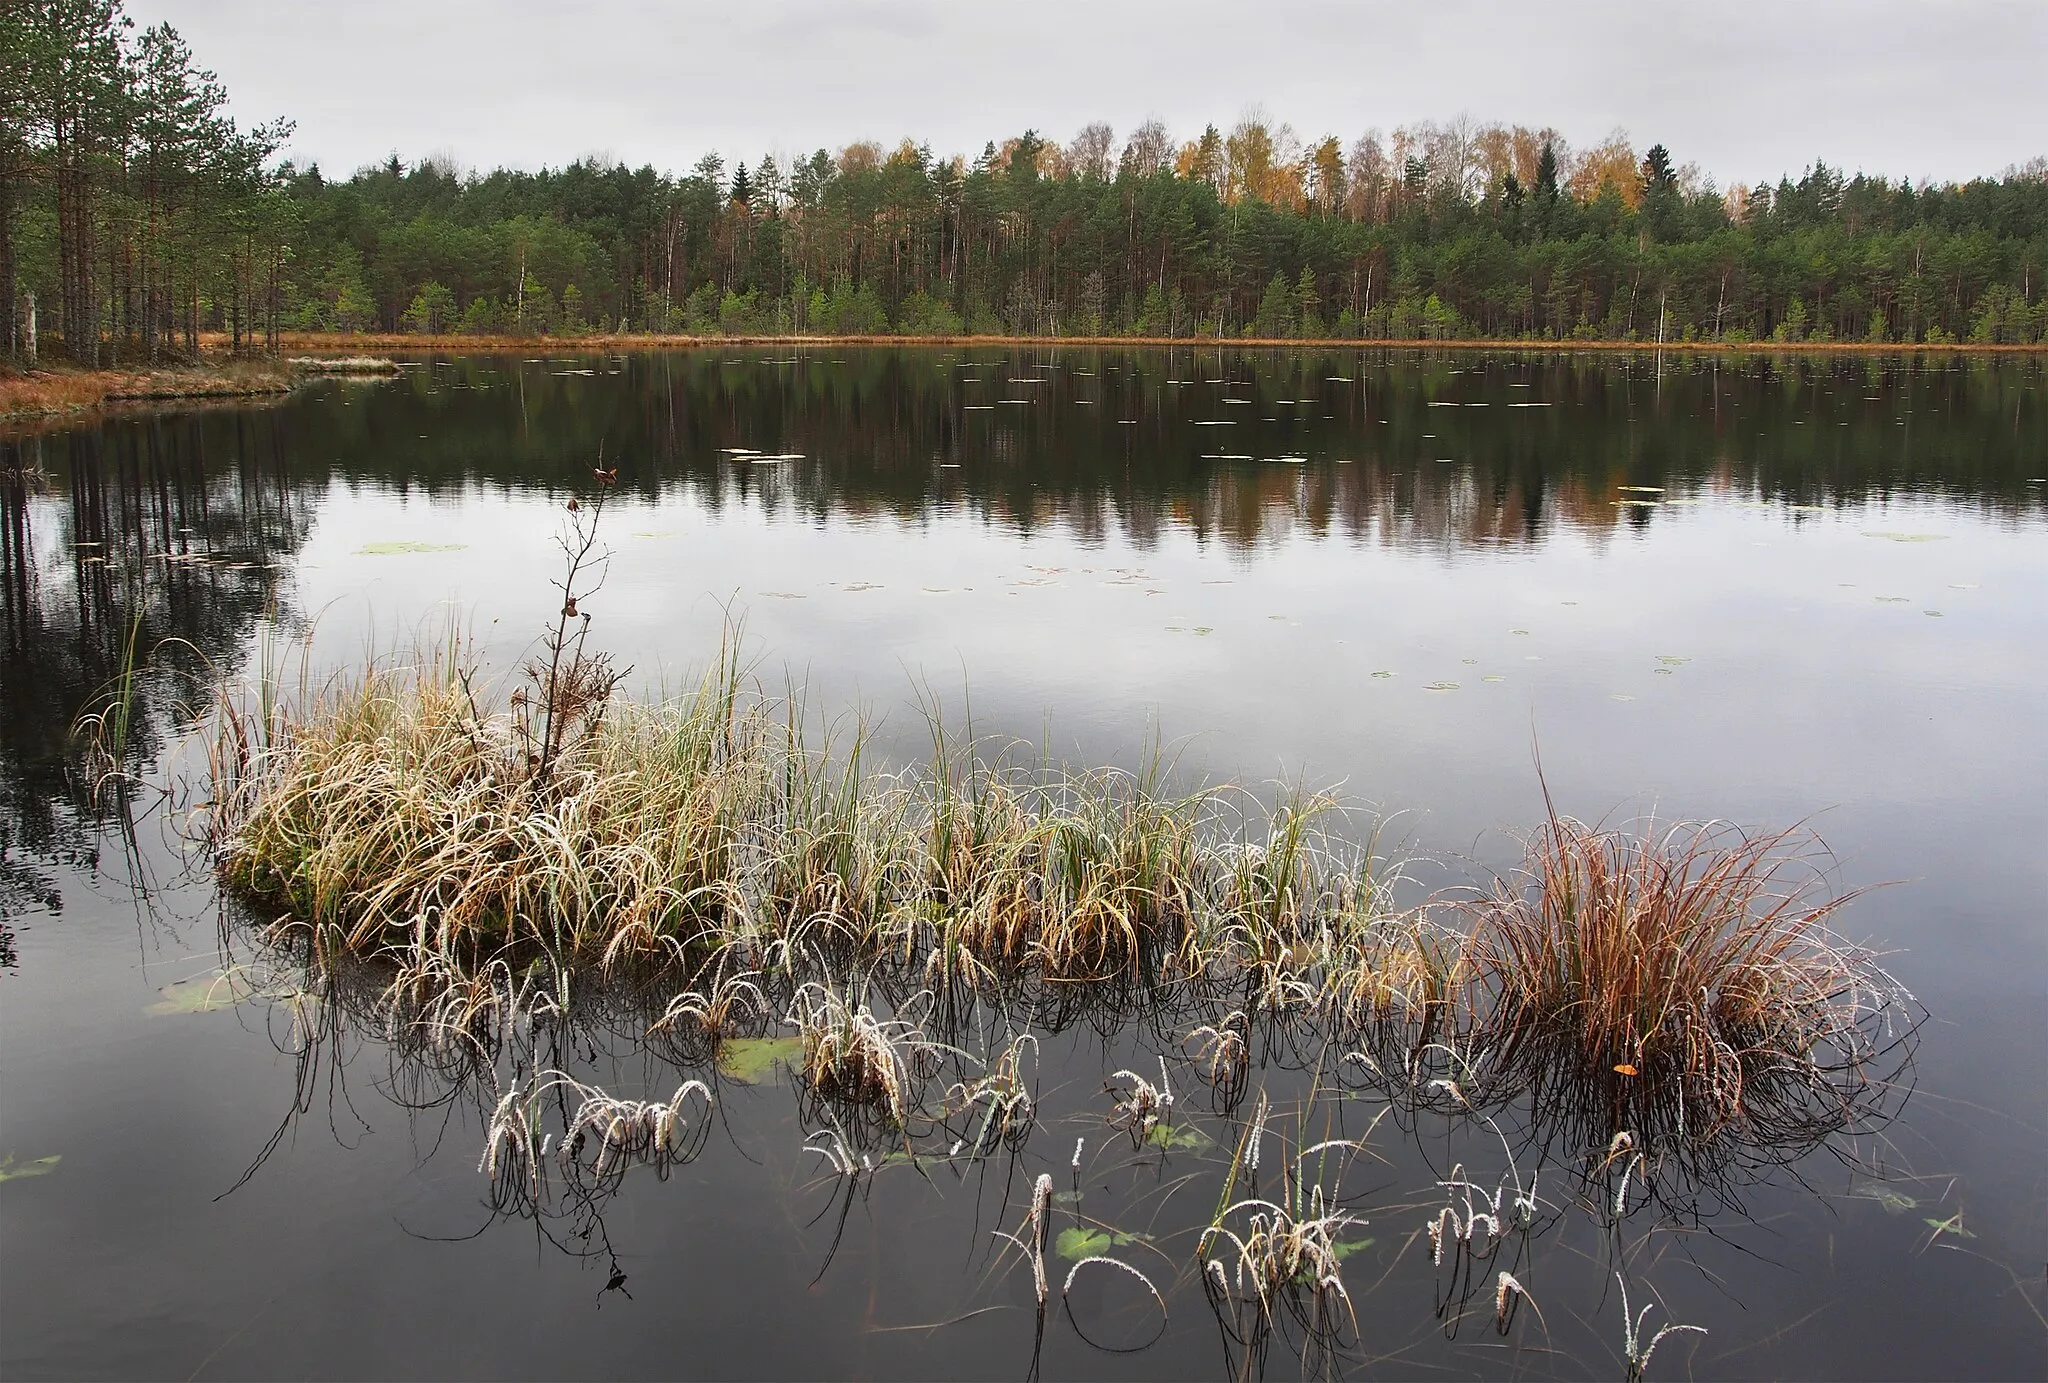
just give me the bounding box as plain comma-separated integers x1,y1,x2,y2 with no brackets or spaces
2,346,2043,1380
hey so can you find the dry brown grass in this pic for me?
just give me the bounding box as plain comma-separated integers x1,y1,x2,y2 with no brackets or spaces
0,369,112,415
1,362,293,418
1458,806,1914,1166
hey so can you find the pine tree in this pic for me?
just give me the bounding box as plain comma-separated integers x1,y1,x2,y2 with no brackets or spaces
1253,271,1294,337
1535,142,1560,203
1295,266,1322,337
1533,140,1561,235
1641,144,1677,193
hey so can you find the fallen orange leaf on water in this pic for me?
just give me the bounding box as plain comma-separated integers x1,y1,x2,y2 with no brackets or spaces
1613,1064,1638,1076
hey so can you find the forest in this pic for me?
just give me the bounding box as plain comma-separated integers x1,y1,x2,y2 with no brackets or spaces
5,0,2046,365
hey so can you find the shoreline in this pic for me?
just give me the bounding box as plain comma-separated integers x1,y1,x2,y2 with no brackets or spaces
251,331,2045,356
0,362,296,423
8,331,2039,426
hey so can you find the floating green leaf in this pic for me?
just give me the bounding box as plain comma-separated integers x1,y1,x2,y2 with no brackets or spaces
1656,655,1692,666
1145,1122,1215,1152
1861,531,1948,543
716,1035,804,1084
1330,1238,1376,1260
355,541,466,555
1371,670,1394,679
1425,681,1460,692
149,968,258,1016
0,1153,61,1184
1055,1225,1145,1259
1923,1214,1975,1240
1849,1180,1917,1215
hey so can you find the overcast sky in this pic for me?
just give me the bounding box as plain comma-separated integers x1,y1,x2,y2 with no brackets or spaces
127,0,2046,188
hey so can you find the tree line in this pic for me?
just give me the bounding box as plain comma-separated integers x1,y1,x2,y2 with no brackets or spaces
5,2,2045,365
3,0,294,366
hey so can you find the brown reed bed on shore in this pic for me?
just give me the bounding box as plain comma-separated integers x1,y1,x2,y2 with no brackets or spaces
239,329,2048,356
1,360,295,418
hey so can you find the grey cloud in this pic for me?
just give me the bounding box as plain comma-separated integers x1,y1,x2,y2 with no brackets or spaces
127,0,2046,184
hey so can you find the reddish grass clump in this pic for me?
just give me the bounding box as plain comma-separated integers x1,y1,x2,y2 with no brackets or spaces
1460,810,1913,1168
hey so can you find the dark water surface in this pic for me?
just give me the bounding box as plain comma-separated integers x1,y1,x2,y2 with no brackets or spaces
3,348,2044,1380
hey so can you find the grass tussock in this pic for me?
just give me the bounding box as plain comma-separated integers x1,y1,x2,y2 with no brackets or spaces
1459,809,1913,1166
204,632,1413,998
196,647,1913,1162
179,479,1914,1170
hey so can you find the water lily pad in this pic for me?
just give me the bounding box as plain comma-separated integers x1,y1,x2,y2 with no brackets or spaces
1425,681,1460,692
356,541,465,556
716,1035,804,1084
149,968,258,1015
1849,1179,1917,1215
0,1153,61,1183
1371,670,1394,679
1144,1122,1214,1152
1055,1225,1144,1259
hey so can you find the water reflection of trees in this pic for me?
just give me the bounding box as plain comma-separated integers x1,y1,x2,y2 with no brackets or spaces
285,348,2044,556
9,349,2036,938
0,413,311,934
